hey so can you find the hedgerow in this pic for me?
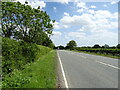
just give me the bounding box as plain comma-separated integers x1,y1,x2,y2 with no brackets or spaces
75,47,120,57
2,37,51,78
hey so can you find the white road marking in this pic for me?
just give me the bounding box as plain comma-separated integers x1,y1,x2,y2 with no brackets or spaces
78,55,87,58
96,60,120,70
57,51,69,89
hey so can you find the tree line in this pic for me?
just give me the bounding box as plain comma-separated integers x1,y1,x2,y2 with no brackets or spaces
55,40,120,50
1,1,55,48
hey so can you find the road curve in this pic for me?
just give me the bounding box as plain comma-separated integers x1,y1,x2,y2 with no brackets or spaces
57,50,118,88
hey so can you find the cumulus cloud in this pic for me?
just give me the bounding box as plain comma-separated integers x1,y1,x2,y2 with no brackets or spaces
77,2,87,9
54,10,117,31
90,5,96,8
65,29,118,46
52,0,69,4
87,9,95,14
111,1,117,5
64,12,69,16
68,32,86,38
53,9,118,46
77,8,84,13
60,14,93,26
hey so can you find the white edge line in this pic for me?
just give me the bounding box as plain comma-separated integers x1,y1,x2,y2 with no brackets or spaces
57,51,69,88
96,60,120,70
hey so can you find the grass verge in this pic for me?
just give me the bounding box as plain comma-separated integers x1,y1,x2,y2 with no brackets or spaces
69,50,119,59
2,50,57,88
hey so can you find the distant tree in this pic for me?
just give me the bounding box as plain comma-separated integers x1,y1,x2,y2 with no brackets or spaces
53,46,58,49
87,46,91,48
58,45,64,50
109,46,116,49
66,40,77,50
65,46,70,49
93,44,101,48
103,44,109,48
117,44,120,49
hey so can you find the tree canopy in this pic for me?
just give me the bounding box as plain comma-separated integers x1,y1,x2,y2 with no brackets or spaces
117,44,120,49
92,44,101,48
2,2,55,47
66,40,77,50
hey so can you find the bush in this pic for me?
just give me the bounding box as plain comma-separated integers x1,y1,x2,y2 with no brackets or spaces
2,37,51,78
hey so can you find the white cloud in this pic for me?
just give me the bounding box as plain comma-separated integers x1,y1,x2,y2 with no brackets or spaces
111,1,117,5
94,10,112,19
53,21,61,29
54,9,118,46
65,29,118,46
60,14,93,27
87,9,95,14
103,4,107,7
90,5,96,8
52,0,69,4
64,12,69,16
28,0,46,9
53,7,57,10
68,32,86,38
77,8,84,13
77,2,87,9
54,9,118,31
53,31,62,36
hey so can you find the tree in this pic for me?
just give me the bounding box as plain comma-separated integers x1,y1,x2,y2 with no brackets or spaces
93,44,101,48
66,40,77,50
102,44,109,48
2,2,55,46
58,45,65,50
117,44,120,49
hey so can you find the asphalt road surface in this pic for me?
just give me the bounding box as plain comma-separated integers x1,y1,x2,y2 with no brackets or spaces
57,50,118,88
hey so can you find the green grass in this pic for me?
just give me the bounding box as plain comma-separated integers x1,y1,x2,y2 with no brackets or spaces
2,50,57,88
69,50,119,59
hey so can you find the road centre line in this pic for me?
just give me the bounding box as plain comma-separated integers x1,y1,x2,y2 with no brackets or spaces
96,60,120,70
57,51,69,89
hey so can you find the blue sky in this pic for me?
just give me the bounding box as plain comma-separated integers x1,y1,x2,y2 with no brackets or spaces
16,0,118,47
45,2,118,47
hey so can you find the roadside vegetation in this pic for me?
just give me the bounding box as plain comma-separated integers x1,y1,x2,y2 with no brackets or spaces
2,38,56,88
55,40,120,59
1,1,57,88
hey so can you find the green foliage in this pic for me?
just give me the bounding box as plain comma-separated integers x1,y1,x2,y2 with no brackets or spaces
2,37,52,88
2,50,56,88
58,45,65,50
2,70,30,88
66,40,77,50
2,37,51,78
75,47,120,57
117,44,120,49
92,44,101,48
2,2,55,47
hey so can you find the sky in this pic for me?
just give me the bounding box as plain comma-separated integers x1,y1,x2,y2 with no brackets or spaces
15,0,119,47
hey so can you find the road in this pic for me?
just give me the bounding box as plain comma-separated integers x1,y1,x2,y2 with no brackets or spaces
57,50,118,88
